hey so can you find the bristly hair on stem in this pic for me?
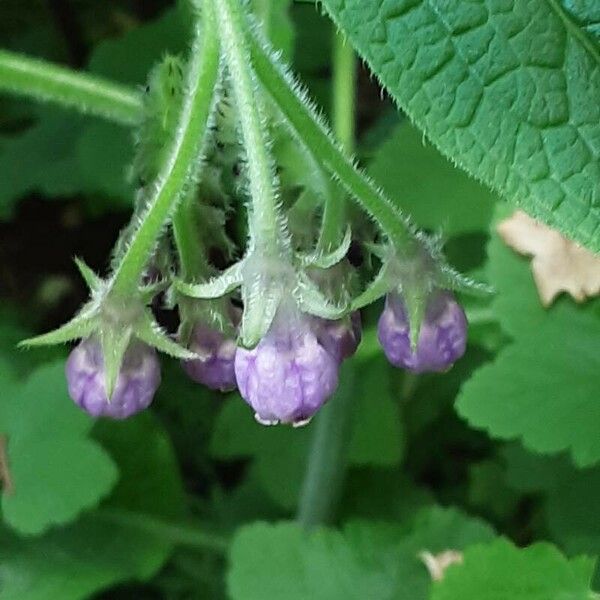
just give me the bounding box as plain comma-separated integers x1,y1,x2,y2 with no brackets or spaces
108,0,221,298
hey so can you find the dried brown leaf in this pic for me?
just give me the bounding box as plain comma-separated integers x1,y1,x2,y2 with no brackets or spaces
419,549,464,581
497,211,600,306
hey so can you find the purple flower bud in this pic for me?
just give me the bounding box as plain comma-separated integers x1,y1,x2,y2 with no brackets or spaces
181,325,237,391
234,312,339,426
66,339,161,419
313,311,362,364
377,291,467,373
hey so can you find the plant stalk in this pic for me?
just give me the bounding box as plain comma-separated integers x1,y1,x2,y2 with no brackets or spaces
213,0,287,256
297,363,356,527
0,49,142,125
95,509,229,554
297,34,358,528
246,23,417,254
109,0,219,297
318,31,356,252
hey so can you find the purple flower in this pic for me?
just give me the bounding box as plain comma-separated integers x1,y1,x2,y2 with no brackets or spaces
181,324,237,391
234,311,339,426
377,291,467,373
313,311,362,363
66,338,161,419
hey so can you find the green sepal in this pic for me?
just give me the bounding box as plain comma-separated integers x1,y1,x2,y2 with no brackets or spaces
300,226,352,269
19,308,97,348
138,278,169,303
175,261,244,299
99,325,133,401
351,261,395,311
296,273,348,320
240,277,281,349
74,257,103,292
441,264,495,297
402,284,427,351
135,310,198,360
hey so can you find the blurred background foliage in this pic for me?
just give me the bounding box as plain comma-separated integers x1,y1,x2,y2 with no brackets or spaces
0,1,598,599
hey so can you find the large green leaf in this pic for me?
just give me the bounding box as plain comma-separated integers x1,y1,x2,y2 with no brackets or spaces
0,401,188,600
322,0,600,252
0,362,117,535
0,515,169,600
430,539,596,600
456,221,600,466
562,1,600,39
228,507,494,600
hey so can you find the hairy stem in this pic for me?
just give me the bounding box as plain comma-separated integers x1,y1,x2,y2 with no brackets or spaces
172,189,210,280
318,31,356,252
246,23,417,254
0,49,142,125
109,0,219,297
297,364,355,527
213,0,287,255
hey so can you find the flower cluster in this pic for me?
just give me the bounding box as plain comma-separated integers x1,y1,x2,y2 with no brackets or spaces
24,0,475,426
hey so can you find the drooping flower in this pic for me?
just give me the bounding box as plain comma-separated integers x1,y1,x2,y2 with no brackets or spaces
313,311,362,364
234,307,339,426
181,324,237,391
377,291,467,373
66,338,161,419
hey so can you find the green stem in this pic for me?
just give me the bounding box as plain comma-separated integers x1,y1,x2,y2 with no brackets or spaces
332,33,356,153
318,32,356,252
297,363,356,527
0,49,142,125
246,24,417,253
172,189,210,280
95,509,229,554
214,0,287,255
109,0,219,297
297,33,359,529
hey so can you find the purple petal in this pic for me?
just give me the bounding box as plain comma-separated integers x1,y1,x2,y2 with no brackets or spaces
377,291,467,373
66,339,161,419
312,311,362,364
181,325,237,391
234,313,339,425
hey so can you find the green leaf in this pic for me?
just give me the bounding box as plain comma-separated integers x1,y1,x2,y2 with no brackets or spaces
545,465,600,557
430,539,596,600
0,403,190,600
456,221,600,466
0,514,173,600
88,4,190,85
468,460,520,522
562,1,600,40
322,0,600,252
0,362,118,535
228,506,495,600
340,468,434,522
503,444,600,557
211,331,404,509
0,112,84,218
93,412,187,520
457,320,600,466
368,121,496,235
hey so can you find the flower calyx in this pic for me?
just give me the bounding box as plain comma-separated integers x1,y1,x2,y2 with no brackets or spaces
20,257,197,399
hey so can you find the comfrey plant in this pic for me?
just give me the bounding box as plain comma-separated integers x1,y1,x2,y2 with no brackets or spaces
11,0,483,425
